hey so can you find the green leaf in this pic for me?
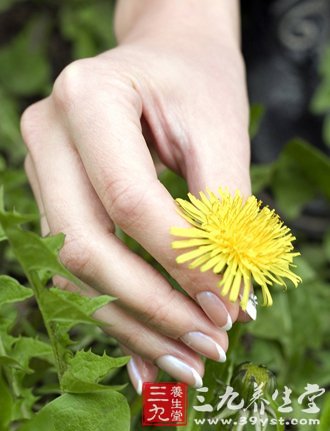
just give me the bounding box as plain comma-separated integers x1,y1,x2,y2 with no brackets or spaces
12,387,38,422
40,287,113,327
0,220,80,286
0,224,6,242
272,154,315,219
271,139,330,218
60,3,116,59
159,169,188,199
0,90,24,161
0,18,50,96
0,275,33,306
311,45,330,114
11,337,53,370
10,230,68,277
294,256,317,282
0,202,36,229
0,169,27,192
0,308,18,334
249,103,265,139
251,163,274,194
282,139,330,200
0,373,14,430
20,391,130,431
249,275,325,365
319,45,330,77
0,355,23,370
319,393,330,431
310,79,330,114
247,293,292,351
61,350,129,393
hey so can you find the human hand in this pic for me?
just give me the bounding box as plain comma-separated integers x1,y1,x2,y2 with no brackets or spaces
21,0,254,392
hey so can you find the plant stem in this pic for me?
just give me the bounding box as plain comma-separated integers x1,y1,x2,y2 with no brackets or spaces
27,272,67,389
268,399,285,431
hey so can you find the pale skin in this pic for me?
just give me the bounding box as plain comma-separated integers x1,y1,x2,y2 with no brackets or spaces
21,0,253,392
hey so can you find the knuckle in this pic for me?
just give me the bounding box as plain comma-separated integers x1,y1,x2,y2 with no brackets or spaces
106,179,150,230
59,233,92,278
140,290,178,335
170,265,204,296
120,328,144,349
53,58,141,113
52,59,95,110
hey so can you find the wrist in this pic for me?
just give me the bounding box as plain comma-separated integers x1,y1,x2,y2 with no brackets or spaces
115,0,241,49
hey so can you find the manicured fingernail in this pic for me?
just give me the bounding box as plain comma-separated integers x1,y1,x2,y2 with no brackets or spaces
181,331,226,363
196,291,232,330
155,355,203,388
127,357,143,395
242,293,258,320
222,313,233,331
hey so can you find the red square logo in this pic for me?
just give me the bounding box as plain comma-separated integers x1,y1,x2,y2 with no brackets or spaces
142,382,188,426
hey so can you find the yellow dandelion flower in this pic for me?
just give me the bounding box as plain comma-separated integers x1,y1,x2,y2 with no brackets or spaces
171,188,301,310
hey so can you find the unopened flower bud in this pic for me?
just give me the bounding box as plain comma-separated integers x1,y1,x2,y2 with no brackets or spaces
231,362,276,405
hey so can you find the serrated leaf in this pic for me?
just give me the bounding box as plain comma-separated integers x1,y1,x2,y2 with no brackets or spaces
12,387,38,421
20,390,130,431
39,288,114,331
0,195,78,284
0,209,36,228
49,288,114,317
0,222,80,286
9,229,71,279
61,350,129,393
11,337,53,370
0,275,33,306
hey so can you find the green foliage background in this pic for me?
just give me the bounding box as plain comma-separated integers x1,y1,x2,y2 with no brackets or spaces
0,1,329,430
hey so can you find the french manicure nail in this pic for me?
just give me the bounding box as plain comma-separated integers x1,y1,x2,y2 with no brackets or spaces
155,355,203,388
181,331,226,363
242,293,258,320
127,357,143,395
222,313,233,331
196,291,232,330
